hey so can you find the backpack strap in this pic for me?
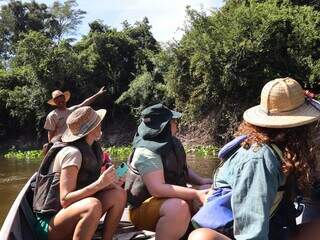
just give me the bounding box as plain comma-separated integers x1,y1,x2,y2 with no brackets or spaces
127,149,140,175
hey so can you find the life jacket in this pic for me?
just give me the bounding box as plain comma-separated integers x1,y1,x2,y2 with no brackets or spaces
125,136,188,208
33,140,103,214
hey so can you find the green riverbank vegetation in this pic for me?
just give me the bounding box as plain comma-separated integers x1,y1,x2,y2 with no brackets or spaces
4,149,43,161
1,0,320,146
3,145,219,160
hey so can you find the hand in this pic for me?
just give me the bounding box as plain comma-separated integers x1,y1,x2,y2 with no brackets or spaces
115,175,126,186
97,86,107,95
194,189,208,205
97,165,116,189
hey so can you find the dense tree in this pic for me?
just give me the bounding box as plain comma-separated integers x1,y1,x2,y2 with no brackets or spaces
2,0,320,146
0,10,160,142
224,0,320,10
115,0,320,143
0,1,51,59
49,0,86,41
0,0,85,60
162,1,320,142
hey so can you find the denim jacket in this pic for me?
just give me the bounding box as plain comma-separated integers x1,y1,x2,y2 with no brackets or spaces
214,144,285,240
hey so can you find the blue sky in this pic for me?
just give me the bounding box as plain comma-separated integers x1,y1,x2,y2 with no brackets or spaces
35,0,224,42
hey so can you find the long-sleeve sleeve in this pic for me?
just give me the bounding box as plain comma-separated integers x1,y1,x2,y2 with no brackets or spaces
231,147,282,240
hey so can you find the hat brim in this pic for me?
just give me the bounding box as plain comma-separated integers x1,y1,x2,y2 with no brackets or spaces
47,91,71,106
61,109,106,142
243,102,320,128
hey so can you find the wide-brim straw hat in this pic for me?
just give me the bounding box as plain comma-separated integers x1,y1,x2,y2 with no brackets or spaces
47,90,71,106
243,77,320,128
61,106,106,142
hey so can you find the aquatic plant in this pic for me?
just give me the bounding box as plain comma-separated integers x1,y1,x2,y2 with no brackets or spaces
3,144,218,161
4,149,43,160
185,145,219,157
104,146,132,161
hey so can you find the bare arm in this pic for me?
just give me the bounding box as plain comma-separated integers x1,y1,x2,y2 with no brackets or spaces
47,130,55,143
59,165,116,208
187,168,213,186
142,170,206,203
76,87,106,108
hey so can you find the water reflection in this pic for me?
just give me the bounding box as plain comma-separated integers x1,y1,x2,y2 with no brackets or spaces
0,155,219,227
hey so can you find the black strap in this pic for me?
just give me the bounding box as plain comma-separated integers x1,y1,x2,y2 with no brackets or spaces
127,150,140,175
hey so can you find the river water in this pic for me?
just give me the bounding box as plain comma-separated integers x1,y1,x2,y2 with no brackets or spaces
0,155,219,228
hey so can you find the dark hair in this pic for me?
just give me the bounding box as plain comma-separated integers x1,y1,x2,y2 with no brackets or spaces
235,121,316,191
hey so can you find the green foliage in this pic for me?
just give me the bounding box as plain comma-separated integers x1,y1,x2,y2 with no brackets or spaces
185,145,219,157
50,0,86,41
0,0,51,58
2,0,320,147
116,48,175,117
0,2,159,142
163,1,320,142
105,144,218,159
116,69,166,116
104,146,132,160
75,29,138,98
2,144,217,161
76,19,160,108
0,0,85,59
225,0,320,10
4,149,43,160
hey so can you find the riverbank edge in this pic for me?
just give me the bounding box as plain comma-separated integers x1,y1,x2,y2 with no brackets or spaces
2,143,220,160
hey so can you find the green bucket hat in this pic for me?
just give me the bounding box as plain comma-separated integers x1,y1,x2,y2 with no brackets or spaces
133,103,182,154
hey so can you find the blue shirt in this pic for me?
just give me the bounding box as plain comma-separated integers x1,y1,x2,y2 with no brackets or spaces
214,144,285,240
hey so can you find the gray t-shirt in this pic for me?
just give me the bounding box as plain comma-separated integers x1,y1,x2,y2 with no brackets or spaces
131,147,163,176
44,106,78,142
48,146,82,174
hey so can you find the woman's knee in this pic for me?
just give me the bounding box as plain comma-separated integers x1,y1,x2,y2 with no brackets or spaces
188,229,204,240
161,198,191,220
83,197,102,219
188,228,225,240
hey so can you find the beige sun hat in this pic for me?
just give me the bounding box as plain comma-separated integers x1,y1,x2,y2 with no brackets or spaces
243,77,320,128
61,106,106,142
47,90,71,106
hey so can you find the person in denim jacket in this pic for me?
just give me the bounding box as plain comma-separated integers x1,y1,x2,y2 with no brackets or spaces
189,77,320,240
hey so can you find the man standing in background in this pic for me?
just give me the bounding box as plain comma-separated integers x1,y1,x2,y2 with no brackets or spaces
44,87,106,143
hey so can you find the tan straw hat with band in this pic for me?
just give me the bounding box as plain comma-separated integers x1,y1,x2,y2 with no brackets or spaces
62,106,106,142
243,77,320,128
47,90,71,106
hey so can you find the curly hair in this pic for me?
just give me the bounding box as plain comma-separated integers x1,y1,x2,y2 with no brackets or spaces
235,121,316,192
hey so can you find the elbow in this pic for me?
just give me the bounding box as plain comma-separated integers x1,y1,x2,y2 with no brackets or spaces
60,198,71,208
148,187,164,198
150,190,161,198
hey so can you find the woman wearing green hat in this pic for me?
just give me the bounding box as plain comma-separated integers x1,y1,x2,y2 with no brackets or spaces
125,103,212,240
188,77,320,240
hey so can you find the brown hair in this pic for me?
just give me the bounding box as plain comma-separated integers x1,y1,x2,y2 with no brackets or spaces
235,121,316,191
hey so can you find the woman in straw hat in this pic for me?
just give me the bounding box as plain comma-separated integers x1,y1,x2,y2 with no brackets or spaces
33,106,126,240
44,87,106,143
188,77,320,240
125,103,212,240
